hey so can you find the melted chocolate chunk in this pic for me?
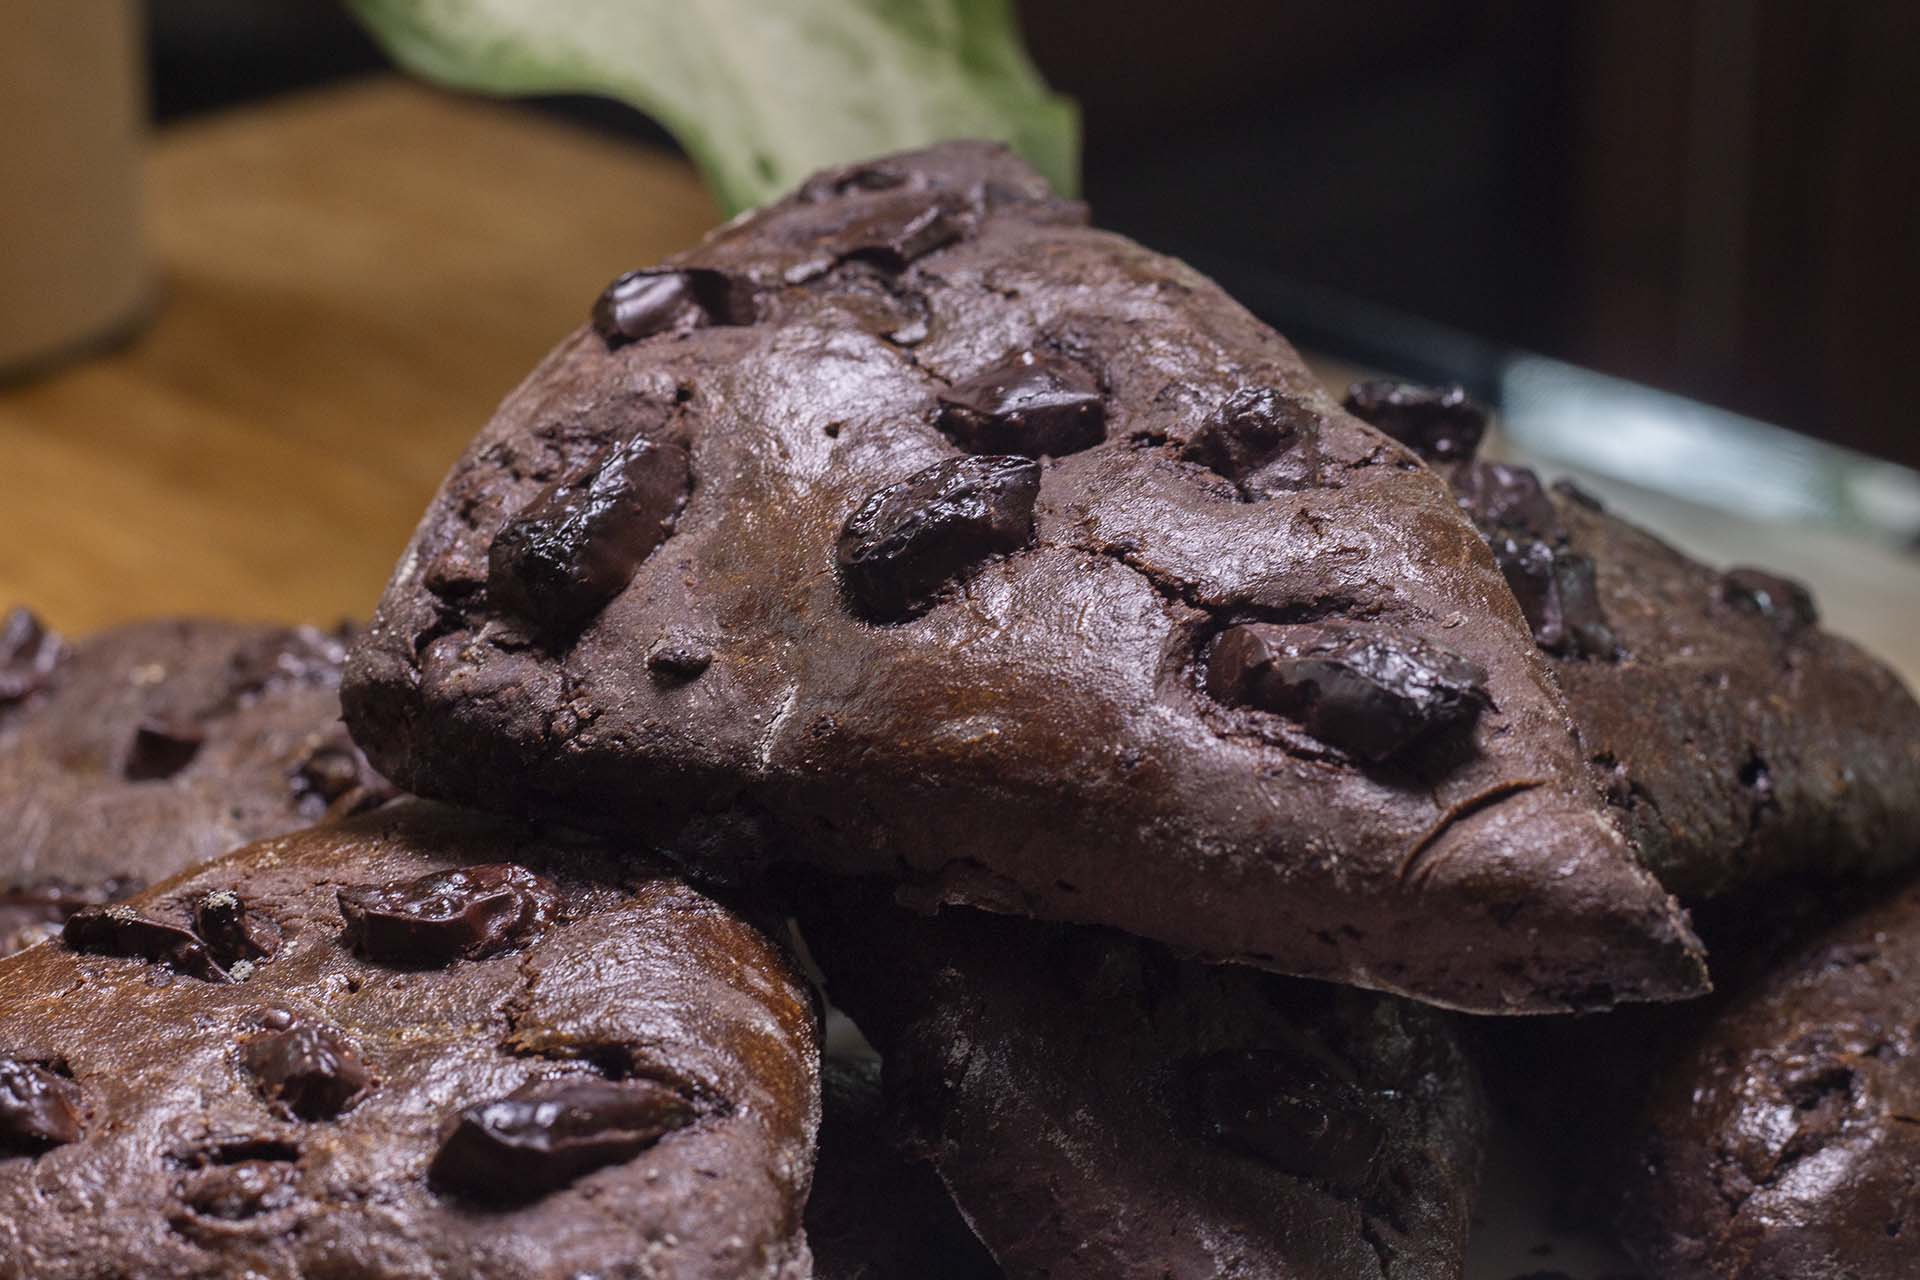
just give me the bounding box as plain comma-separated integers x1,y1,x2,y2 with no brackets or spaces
0,607,63,707
243,1016,372,1121
1189,1049,1384,1189
1452,462,1563,543
488,434,693,642
1454,463,1617,659
837,455,1041,621
807,189,966,272
338,863,561,966
123,720,204,782
289,734,388,818
937,351,1106,457
1342,380,1488,462
1207,623,1489,762
193,890,282,967
177,1161,298,1220
591,268,753,347
429,1076,695,1203
63,905,228,982
1722,566,1819,630
1179,388,1306,485
0,1059,83,1153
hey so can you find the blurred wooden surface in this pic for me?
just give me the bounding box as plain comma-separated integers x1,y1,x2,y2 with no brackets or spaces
0,79,718,631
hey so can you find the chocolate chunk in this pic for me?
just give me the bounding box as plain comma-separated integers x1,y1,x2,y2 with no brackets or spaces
1722,567,1819,630
1453,462,1564,544
1189,1049,1385,1189
193,890,282,967
1454,463,1616,658
936,351,1106,457
1342,380,1488,462
242,1017,372,1121
645,632,713,681
289,734,388,819
123,720,204,782
488,435,692,641
1180,387,1305,483
177,1160,298,1220
1207,623,1489,762
0,607,63,707
837,455,1041,620
218,626,349,710
1490,536,1619,659
338,863,561,966
843,197,963,269
429,1076,695,1203
63,905,228,982
591,268,753,347
0,1059,83,1153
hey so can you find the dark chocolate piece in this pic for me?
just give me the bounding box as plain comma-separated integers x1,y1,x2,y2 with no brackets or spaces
241,1016,371,1121
937,350,1106,457
338,863,560,966
1342,379,1488,461
0,1059,84,1153
123,720,205,782
62,905,228,982
1206,622,1489,762
591,267,752,346
487,435,692,640
0,607,64,708
836,454,1041,621
429,1076,695,1203
193,890,281,967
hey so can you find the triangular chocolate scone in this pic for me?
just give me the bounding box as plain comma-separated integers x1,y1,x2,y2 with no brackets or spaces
347,143,1703,1013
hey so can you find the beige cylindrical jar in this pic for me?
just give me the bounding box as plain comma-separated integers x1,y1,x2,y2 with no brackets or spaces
0,1,147,376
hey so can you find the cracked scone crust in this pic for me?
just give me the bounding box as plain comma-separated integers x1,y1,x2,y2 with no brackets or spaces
799,887,1487,1280
1618,878,1920,1280
0,801,820,1280
0,613,388,956
345,141,1703,1013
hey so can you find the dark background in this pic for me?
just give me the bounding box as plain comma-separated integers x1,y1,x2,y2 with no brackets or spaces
147,0,1920,466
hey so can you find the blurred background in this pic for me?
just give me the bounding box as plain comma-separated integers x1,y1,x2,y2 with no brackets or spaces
2,0,1916,683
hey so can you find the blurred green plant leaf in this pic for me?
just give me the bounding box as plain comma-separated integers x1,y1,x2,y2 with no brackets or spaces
346,0,1079,214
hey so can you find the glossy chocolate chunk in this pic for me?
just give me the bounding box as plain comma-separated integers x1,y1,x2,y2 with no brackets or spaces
63,905,228,982
1721,566,1819,630
1455,462,1617,658
289,733,389,818
1189,1049,1385,1189
1207,622,1489,762
193,890,282,967
338,863,560,966
217,624,350,711
123,720,204,782
487,434,692,642
1452,461,1563,542
243,1015,371,1121
1178,386,1306,485
1343,380,1488,462
936,350,1105,457
591,267,752,346
0,607,63,707
837,454,1041,620
430,1076,695,1203
0,1058,83,1152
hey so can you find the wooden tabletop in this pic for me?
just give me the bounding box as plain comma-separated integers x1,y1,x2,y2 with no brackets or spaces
3,77,1915,691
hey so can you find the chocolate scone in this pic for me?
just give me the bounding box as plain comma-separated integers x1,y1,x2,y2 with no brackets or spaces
346,142,1703,1014
1611,877,1920,1280
797,885,1487,1280
1343,384,1920,904
806,1056,998,1280
0,800,820,1280
0,610,390,955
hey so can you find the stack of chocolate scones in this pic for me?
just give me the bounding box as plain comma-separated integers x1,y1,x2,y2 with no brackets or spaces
3,144,1917,1279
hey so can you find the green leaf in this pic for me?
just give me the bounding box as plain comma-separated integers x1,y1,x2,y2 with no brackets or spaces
345,0,1079,215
